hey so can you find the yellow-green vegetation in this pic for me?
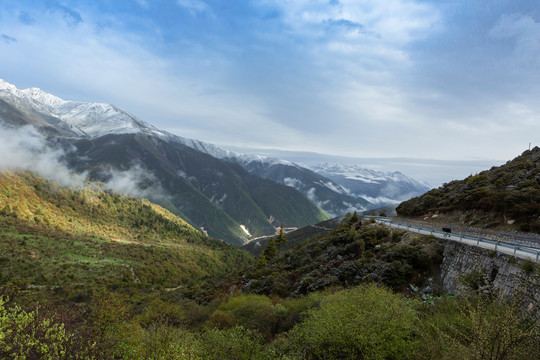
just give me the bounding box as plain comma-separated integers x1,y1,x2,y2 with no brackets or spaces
0,171,203,245
288,284,417,360
0,171,253,288
397,147,540,232
2,283,537,360
0,172,537,359
415,294,540,360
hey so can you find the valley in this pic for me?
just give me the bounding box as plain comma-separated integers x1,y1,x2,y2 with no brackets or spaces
0,79,538,359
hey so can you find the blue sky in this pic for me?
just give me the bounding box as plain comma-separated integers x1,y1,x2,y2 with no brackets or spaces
0,0,539,172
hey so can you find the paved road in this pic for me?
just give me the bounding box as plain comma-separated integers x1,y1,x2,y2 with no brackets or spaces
368,217,540,262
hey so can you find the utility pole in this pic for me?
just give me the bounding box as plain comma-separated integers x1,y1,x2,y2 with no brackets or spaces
530,142,532,151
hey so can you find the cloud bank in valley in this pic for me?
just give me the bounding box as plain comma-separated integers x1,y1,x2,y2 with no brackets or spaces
0,123,165,199
0,124,87,188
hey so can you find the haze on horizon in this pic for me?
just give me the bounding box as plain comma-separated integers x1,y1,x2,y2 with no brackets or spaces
0,0,538,185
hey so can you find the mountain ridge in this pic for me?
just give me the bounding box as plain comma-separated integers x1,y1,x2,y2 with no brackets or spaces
396,147,540,233
0,79,329,245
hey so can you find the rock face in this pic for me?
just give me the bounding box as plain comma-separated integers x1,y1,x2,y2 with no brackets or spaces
441,241,539,313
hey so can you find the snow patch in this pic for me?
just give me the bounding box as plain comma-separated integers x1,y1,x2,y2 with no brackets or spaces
240,225,251,237
283,177,302,189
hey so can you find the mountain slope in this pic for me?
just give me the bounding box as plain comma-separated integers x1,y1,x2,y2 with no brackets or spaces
0,79,328,245
396,147,540,233
248,216,441,296
0,171,253,287
310,163,430,205
233,158,371,217
65,133,328,245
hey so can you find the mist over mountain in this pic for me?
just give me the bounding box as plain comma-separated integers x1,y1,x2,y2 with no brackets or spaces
309,163,431,206
0,79,328,245
0,78,432,243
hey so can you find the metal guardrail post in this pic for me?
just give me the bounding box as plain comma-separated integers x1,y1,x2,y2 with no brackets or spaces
536,251,539,262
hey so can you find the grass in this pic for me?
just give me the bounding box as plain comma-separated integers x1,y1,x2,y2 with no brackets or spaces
0,171,254,290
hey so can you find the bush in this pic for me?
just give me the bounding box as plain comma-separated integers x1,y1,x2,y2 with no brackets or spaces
520,259,536,275
0,297,78,359
414,295,540,360
288,284,417,359
199,326,271,360
138,324,202,360
212,294,278,337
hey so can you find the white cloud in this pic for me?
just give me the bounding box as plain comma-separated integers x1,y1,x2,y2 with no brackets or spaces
0,123,170,199
489,14,540,60
257,0,440,58
0,124,86,188
101,163,167,199
177,0,211,15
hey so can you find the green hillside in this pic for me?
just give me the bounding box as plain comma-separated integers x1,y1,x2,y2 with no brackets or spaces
0,171,252,288
248,215,443,297
397,147,540,232
0,180,537,360
67,133,328,246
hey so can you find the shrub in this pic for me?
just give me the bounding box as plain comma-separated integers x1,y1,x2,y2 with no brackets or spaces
288,284,417,359
199,326,270,360
212,294,278,337
414,295,540,360
520,259,536,275
139,324,202,360
0,297,77,359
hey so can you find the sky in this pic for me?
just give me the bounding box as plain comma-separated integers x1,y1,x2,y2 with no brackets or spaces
0,0,539,184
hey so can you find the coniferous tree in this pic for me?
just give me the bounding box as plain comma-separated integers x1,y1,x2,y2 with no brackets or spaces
262,237,277,261
275,225,288,248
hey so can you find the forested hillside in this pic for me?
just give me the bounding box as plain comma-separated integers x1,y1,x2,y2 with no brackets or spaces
0,171,252,288
0,181,538,359
397,147,540,233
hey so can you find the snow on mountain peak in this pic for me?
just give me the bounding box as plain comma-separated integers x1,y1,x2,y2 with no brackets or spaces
0,78,19,93
21,87,68,108
309,163,428,189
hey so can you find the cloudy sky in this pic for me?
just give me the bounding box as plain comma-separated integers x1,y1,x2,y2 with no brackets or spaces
0,0,538,174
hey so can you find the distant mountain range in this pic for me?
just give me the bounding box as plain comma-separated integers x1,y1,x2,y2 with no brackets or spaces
0,79,328,245
0,78,429,244
309,163,430,205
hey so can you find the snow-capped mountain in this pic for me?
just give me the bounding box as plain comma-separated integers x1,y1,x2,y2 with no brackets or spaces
0,79,328,245
223,156,372,217
1,78,373,217
0,78,166,139
0,78,427,220
309,163,431,205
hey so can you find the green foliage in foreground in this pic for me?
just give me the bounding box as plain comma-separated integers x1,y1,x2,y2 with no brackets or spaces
2,284,538,360
289,284,417,360
0,297,74,360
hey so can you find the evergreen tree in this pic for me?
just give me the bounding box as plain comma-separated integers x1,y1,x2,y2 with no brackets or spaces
275,225,288,248
262,237,277,261
348,211,359,226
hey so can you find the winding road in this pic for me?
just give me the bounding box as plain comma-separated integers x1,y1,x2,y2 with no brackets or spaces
367,217,540,262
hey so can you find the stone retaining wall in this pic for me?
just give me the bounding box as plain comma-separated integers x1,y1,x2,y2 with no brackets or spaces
441,241,539,312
